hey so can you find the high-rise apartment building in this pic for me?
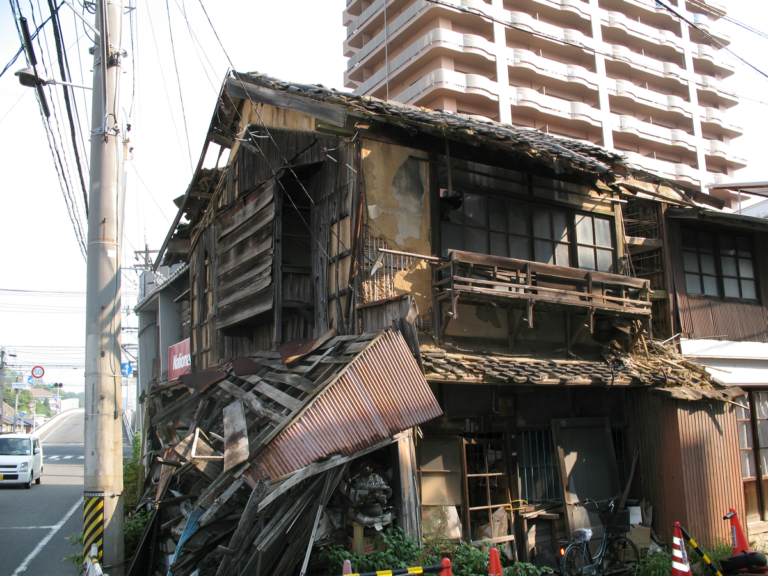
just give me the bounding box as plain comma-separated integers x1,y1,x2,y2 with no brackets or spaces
343,0,744,195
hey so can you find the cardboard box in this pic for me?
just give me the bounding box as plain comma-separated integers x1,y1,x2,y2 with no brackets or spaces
628,525,651,550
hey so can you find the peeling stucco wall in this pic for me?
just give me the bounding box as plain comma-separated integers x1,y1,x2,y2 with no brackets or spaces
362,140,432,316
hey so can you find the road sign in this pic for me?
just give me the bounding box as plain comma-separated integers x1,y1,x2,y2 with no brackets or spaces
53,394,59,401
121,363,133,377
13,381,26,390
19,412,25,417
27,376,44,385
28,402,35,410
31,366,44,378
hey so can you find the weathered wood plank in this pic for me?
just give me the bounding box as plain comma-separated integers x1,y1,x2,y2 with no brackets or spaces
215,479,270,576
223,400,249,473
217,379,284,424
199,477,245,526
240,375,303,412
261,372,315,393
216,285,275,330
217,255,272,297
218,198,276,253
217,226,273,277
217,268,272,309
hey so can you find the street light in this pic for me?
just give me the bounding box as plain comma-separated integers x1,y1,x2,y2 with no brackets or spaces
15,68,92,91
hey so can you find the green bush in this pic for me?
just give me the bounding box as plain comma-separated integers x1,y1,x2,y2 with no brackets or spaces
636,549,672,576
123,432,142,512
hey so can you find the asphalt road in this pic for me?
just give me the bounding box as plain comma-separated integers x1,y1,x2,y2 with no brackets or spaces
0,410,132,576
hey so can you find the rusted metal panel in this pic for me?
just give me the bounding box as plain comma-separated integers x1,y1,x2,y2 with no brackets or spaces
678,294,768,343
627,389,745,546
677,399,745,545
254,329,443,480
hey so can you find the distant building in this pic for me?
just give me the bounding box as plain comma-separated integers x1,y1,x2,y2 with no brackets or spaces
343,0,743,194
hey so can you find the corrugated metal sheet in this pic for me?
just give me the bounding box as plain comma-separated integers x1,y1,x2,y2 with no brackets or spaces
679,294,768,343
627,390,745,546
253,329,443,480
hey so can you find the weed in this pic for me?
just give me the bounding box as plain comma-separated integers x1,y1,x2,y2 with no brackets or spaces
636,549,672,576
62,531,86,574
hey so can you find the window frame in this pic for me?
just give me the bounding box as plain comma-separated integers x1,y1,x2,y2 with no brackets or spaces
438,189,618,273
681,227,759,302
736,391,768,524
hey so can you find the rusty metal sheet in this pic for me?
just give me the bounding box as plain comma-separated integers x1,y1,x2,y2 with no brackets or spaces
252,329,443,480
276,328,336,365
180,371,226,392
232,357,264,377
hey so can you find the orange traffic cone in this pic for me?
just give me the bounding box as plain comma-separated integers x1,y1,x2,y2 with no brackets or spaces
489,547,503,576
672,523,691,576
726,508,752,554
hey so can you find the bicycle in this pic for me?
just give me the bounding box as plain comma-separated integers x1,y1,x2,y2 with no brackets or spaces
559,498,640,576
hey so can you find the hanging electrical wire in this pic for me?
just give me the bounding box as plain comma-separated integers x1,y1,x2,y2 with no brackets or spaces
165,0,193,169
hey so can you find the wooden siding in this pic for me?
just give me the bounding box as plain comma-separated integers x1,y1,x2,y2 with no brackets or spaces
627,390,744,546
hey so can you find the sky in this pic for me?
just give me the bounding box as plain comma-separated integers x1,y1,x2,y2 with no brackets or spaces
0,0,766,395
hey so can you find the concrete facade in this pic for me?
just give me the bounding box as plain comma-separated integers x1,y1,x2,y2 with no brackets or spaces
343,0,744,194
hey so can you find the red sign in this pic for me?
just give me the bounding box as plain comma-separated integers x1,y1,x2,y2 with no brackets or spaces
168,338,191,380
31,366,44,378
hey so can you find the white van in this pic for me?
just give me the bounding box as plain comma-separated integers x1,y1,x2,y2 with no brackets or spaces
0,434,43,489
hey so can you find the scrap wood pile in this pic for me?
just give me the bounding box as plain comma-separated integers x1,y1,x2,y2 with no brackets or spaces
127,328,442,576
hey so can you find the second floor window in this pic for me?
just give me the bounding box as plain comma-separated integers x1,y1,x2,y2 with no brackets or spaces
440,190,616,272
682,229,757,300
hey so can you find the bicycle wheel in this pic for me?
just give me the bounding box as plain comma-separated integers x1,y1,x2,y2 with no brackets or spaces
562,543,588,576
605,536,639,576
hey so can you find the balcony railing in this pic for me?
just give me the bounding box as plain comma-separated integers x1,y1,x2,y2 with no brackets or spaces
433,250,652,336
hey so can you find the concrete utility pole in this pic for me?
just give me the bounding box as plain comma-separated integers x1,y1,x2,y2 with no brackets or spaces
83,0,125,572
0,349,5,431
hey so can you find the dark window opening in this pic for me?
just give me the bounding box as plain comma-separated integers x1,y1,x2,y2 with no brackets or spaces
682,229,757,300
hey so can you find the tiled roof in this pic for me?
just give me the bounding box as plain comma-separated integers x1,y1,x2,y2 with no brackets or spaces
232,72,626,179
420,340,745,402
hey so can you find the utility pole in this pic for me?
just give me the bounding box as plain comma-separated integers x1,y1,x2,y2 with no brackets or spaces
83,0,125,572
0,349,5,431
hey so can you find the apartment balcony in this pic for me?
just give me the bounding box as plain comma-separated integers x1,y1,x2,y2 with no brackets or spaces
513,87,602,127
691,44,735,78
699,107,743,138
391,68,500,106
614,113,698,155
433,250,652,336
704,139,747,170
609,79,693,122
601,11,685,60
689,12,731,47
597,0,680,32
608,44,688,89
507,48,600,95
504,0,591,29
696,74,739,108
348,29,496,92
620,151,701,187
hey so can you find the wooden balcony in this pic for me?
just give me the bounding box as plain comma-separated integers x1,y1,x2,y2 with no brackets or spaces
433,250,652,342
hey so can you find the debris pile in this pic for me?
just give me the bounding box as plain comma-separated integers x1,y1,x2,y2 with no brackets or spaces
128,329,442,576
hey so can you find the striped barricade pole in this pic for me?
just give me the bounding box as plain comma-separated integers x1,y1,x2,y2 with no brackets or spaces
338,558,452,576
84,543,105,576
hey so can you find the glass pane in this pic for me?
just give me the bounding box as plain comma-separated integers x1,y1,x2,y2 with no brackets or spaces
533,210,551,239
441,193,463,224
489,199,506,232
758,421,768,447
575,215,594,245
682,229,697,249
703,275,720,296
761,449,768,477
699,232,715,253
553,211,568,242
700,254,716,275
464,193,486,227
441,223,463,256
509,236,529,260
683,252,700,273
719,234,735,256
555,242,570,267
686,273,702,294
755,392,768,419
594,218,613,248
490,232,508,257
724,278,740,298
736,237,752,257
508,203,528,235
534,239,555,264
465,227,487,253
736,402,751,421
742,280,757,300
742,450,757,479
738,421,754,449
739,258,755,279
721,256,737,277
597,249,614,273
578,246,596,270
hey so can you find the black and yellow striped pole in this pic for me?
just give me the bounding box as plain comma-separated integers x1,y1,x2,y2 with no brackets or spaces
83,491,105,563
338,559,452,576
679,525,724,576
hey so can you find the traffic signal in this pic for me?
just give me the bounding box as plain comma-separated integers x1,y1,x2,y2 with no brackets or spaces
49,382,64,388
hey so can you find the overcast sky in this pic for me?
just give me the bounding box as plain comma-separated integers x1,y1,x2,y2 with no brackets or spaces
0,0,765,393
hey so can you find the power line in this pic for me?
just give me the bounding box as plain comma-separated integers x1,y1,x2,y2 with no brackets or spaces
165,0,193,169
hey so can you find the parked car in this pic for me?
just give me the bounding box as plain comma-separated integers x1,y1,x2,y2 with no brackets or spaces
0,434,43,488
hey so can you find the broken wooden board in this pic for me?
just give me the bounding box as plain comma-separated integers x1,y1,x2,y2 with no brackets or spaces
223,400,249,473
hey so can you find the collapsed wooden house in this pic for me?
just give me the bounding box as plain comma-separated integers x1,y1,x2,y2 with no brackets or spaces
132,71,768,575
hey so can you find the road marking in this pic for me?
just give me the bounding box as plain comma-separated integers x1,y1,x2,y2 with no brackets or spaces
47,455,61,460
63,455,73,459
11,499,81,575
39,410,81,443
78,456,84,459
0,526,56,530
